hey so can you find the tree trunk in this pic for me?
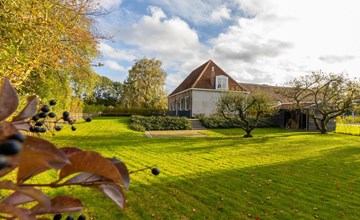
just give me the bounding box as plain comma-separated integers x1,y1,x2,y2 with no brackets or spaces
320,119,327,134
243,129,253,138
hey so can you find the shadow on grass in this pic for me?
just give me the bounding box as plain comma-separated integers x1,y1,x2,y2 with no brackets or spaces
140,132,326,155
116,146,360,220
207,127,313,137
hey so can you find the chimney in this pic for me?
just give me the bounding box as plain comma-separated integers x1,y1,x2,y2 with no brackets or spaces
210,66,215,88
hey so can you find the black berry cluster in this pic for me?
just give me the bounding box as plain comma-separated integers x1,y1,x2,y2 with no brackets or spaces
151,167,161,176
53,214,86,220
29,99,92,134
0,132,26,170
29,100,59,133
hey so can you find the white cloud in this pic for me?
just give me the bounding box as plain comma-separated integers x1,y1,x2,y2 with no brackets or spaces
151,0,232,24
103,60,126,72
206,0,360,85
319,55,356,64
93,0,360,93
233,0,273,16
95,0,122,10
210,5,231,22
98,42,136,62
116,6,205,64
97,7,210,89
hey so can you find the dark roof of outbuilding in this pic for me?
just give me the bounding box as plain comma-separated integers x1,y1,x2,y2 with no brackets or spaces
239,83,293,103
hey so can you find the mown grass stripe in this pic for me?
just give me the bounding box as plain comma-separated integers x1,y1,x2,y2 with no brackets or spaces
35,117,360,219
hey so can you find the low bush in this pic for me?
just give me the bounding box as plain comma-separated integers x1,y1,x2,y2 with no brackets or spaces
199,114,277,129
83,104,107,114
336,124,360,136
198,114,234,128
130,115,191,131
84,105,167,116
130,123,146,132
336,116,360,124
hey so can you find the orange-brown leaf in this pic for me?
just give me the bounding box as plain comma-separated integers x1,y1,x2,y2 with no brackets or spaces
13,122,32,131
95,184,126,210
0,121,19,141
0,156,18,177
15,188,50,208
2,192,34,206
0,180,16,189
0,180,51,208
64,172,103,184
0,203,36,220
110,158,130,190
0,77,19,121
31,195,83,215
17,136,69,183
60,147,83,156
59,151,122,184
12,95,39,122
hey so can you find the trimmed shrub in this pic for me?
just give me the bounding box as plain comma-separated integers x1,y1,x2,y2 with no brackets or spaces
199,114,233,128
199,114,277,129
83,104,107,114
130,123,146,132
336,116,360,124
130,115,191,131
83,105,167,116
336,124,360,136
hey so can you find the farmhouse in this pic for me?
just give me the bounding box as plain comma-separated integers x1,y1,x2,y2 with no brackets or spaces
168,60,334,131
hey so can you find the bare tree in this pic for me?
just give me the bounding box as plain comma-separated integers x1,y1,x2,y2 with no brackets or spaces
217,91,278,137
279,71,360,134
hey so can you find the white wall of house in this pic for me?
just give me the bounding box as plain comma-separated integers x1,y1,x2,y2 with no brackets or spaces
192,90,224,116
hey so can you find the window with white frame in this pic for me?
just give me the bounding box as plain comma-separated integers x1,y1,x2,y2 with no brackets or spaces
185,96,189,111
180,98,184,110
176,99,180,111
216,75,228,90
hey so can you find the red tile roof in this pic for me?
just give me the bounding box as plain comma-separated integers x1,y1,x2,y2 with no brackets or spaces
169,60,246,96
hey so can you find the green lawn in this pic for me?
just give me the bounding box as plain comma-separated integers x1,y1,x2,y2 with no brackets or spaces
43,117,360,219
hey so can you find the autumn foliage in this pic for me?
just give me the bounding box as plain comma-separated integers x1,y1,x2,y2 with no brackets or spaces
0,78,129,219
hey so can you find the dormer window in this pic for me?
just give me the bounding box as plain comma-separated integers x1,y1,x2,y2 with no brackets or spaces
216,75,228,90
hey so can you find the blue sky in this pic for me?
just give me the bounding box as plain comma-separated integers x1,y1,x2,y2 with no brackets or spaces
93,0,360,94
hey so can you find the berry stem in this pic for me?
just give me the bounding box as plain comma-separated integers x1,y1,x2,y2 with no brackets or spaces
11,120,31,125
44,123,55,136
129,165,156,174
18,180,115,188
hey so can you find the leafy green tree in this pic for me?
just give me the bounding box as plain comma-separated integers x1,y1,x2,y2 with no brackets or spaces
217,91,278,137
86,76,124,106
0,0,101,111
279,71,360,134
123,58,167,110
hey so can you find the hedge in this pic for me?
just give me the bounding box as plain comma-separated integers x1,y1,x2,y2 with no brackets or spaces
83,104,167,116
336,116,360,124
198,114,277,129
336,124,360,136
130,115,191,131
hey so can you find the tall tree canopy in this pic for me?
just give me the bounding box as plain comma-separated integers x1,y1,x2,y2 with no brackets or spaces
123,58,167,110
85,76,124,106
0,0,101,110
279,71,360,134
217,91,277,137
